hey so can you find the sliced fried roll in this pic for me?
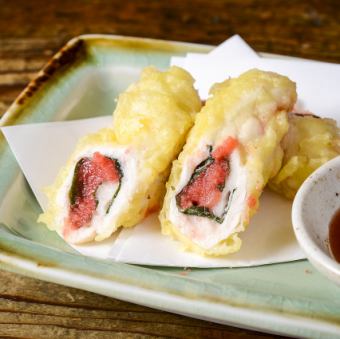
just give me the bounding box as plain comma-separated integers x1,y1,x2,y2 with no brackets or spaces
160,69,297,256
38,66,201,244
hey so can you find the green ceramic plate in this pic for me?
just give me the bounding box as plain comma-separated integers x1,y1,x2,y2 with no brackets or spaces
0,35,339,338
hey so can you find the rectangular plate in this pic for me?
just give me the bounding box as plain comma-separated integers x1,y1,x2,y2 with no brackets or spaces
0,34,339,338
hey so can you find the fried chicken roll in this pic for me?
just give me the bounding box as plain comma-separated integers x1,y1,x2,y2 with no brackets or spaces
269,113,340,199
38,66,201,244
160,69,297,256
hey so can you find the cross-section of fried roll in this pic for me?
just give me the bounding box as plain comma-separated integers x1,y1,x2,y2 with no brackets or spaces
160,69,297,256
38,66,201,244
269,113,340,199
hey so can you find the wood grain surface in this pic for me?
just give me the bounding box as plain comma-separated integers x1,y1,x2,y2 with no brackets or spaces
0,0,339,338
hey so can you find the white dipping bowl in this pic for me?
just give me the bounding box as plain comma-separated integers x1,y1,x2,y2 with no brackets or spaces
292,156,340,285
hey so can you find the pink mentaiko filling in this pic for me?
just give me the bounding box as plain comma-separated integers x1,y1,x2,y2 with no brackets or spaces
177,137,238,212
66,152,122,231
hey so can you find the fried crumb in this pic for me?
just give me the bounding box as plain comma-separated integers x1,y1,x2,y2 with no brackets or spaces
179,267,192,276
304,269,312,274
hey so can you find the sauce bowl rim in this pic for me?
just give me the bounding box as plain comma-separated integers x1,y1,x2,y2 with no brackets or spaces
292,155,340,282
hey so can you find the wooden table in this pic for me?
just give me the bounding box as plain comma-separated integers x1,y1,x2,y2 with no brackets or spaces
0,1,339,337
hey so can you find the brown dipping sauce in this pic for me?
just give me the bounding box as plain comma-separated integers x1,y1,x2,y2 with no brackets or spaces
329,208,340,263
